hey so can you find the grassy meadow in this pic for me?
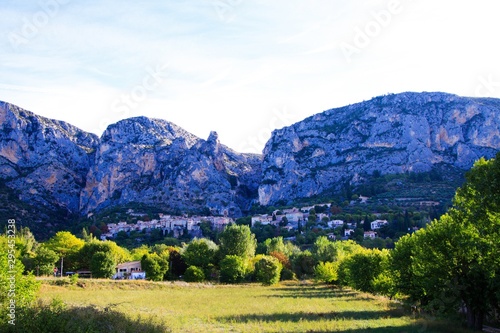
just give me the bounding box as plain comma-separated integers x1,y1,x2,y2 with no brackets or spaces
35,278,472,333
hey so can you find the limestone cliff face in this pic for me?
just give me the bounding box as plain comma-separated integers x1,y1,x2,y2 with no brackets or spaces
2,91,500,219
79,117,261,216
0,102,99,213
0,104,261,218
258,92,500,205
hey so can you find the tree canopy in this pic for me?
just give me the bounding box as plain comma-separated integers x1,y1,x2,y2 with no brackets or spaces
218,224,256,259
391,153,500,330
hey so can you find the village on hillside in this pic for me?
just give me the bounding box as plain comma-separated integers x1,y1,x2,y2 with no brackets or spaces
100,202,416,243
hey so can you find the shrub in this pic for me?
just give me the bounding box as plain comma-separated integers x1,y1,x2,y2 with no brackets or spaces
372,271,396,298
0,299,169,333
269,251,291,269
280,267,297,281
184,266,205,282
339,249,387,293
0,240,40,323
314,261,338,284
254,256,282,286
292,250,315,279
69,274,79,285
219,255,246,283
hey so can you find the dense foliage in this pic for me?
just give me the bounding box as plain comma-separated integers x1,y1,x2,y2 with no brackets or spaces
389,153,500,330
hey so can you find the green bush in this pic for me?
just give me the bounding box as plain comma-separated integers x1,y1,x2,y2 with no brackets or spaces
254,256,282,286
372,271,396,298
314,261,338,284
90,251,116,278
280,267,296,281
292,250,315,279
141,253,169,281
69,273,79,285
0,299,169,333
184,266,205,283
219,255,246,284
0,239,40,324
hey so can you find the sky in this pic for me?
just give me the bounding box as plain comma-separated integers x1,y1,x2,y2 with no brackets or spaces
1,0,499,154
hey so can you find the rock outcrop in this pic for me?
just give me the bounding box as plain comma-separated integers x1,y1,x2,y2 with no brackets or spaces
0,101,99,213
258,92,500,205
79,117,261,216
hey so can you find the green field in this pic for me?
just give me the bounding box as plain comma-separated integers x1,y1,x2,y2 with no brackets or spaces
36,278,472,333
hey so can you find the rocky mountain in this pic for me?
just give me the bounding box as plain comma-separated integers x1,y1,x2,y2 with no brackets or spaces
0,101,99,215
1,92,500,235
0,102,261,230
258,92,500,205
80,117,261,216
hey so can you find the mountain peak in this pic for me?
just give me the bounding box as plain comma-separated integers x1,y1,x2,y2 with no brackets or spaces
259,91,500,205
101,116,199,148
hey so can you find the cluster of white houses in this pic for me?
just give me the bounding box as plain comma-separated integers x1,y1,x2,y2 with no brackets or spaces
98,203,402,280
251,205,391,240
101,213,233,240
102,204,395,243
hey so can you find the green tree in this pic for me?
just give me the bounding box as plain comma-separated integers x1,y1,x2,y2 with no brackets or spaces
33,246,59,276
312,236,337,263
340,249,387,293
76,240,130,272
390,233,424,303
130,245,150,261
363,215,371,232
218,225,256,259
181,238,218,270
184,266,205,282
166,246,187,279
392,153,500,330
90,251,116,278
219,255,246,283
44,231,84,276
314,261,339,284
372,271,396,298
254,255,282,286
292,250,315,279
200,221,216,240
263,237,286,255
81,227,92,242
0,235,40,323
141,253,168,281
13,227,37,259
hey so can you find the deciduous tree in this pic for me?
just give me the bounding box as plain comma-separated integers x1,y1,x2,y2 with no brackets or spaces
254,255,282,285
218,225,256,259
392,153,500,330
44,231,84,276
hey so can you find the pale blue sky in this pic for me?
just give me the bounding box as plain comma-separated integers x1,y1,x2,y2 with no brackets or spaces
1,0,499,153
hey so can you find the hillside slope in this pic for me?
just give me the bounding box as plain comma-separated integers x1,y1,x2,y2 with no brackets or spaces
258,92,500,205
